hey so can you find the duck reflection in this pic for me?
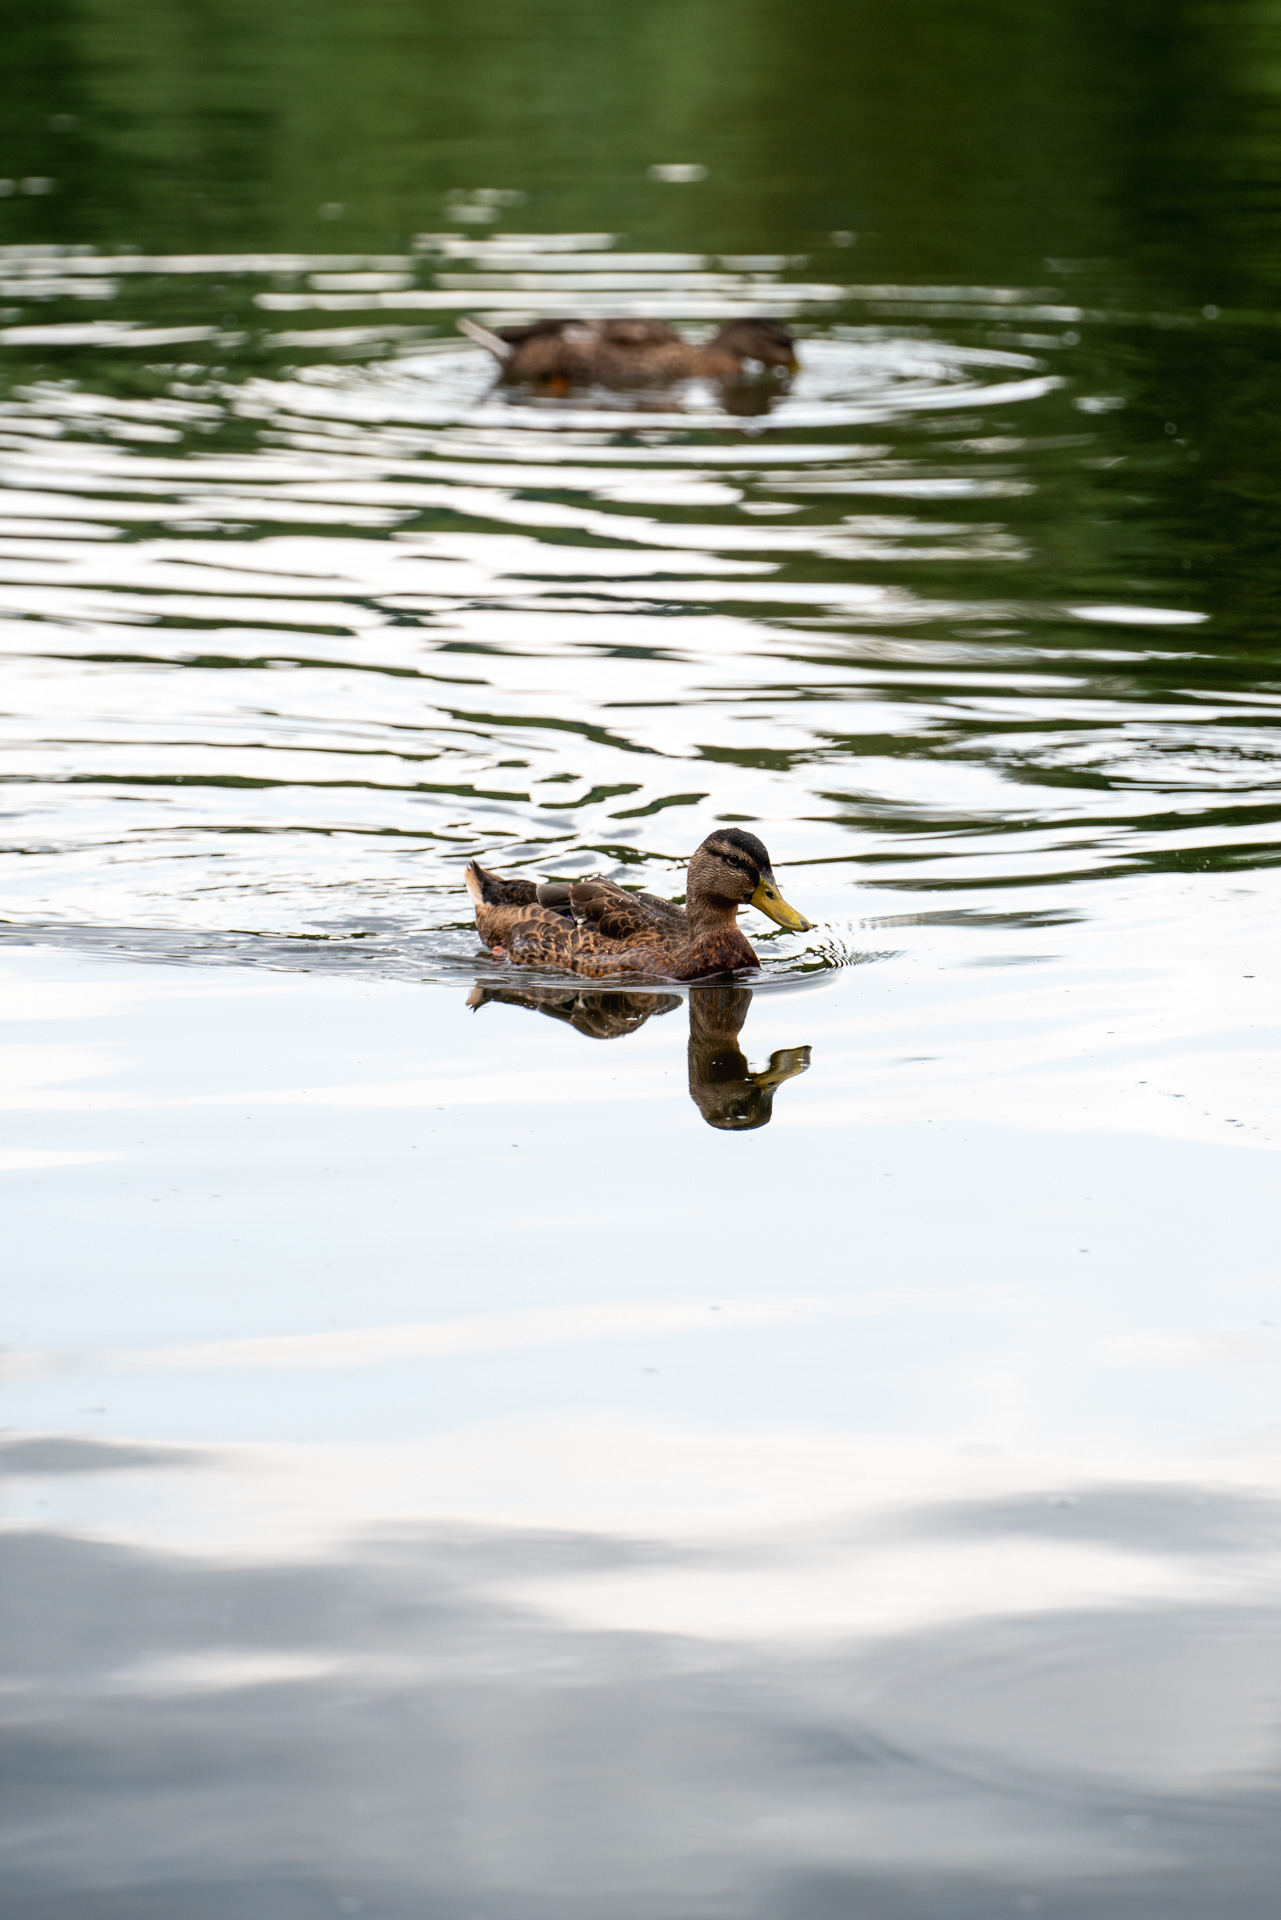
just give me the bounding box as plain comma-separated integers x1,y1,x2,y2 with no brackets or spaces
465,981,810,1130
717,374,792,419
465,981,681,1040
687,986,811,1131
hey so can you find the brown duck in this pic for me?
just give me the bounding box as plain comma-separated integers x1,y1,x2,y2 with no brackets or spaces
458,315,798,386
465,828,813,981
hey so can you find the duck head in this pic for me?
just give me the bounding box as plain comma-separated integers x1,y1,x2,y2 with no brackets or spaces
710,317,799,372
687,828,813,931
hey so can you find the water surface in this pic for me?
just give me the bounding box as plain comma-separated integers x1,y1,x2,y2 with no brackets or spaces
3,4,1281,1914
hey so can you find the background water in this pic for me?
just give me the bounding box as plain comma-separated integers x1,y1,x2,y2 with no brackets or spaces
4,3,1281,1914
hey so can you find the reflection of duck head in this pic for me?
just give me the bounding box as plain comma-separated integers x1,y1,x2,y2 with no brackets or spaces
719,378,788,419
466,980,810,1130
687,985,810,1131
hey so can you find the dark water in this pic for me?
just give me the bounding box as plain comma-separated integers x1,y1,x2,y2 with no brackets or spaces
3,4,1281,1915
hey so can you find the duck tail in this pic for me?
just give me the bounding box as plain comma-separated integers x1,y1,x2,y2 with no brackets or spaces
465,858,497,907
458,316,513,361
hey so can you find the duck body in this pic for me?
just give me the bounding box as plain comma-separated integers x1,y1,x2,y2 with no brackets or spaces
459,315,798,387
464,828,812,982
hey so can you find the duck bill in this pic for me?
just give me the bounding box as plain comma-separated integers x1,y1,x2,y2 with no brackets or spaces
750,873,813,932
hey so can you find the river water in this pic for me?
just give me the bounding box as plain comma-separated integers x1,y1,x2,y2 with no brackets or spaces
3,5,1281,1915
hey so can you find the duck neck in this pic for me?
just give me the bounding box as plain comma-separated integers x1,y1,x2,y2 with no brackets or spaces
685,892,741,939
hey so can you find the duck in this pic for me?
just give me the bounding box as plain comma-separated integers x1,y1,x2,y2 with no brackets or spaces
458,315,798,387
464,827,813,981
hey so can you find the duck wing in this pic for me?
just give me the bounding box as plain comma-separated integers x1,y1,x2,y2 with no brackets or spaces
598,319,685,347
634,889,687,924
467,861,692,977
489,318,588,348
505,913,676,978
535,874,683,936
568,879,685,944
488,318,683,348
479,317,690,381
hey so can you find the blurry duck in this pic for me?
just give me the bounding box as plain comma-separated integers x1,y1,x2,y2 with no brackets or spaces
459,314,798,387
465,828,813,981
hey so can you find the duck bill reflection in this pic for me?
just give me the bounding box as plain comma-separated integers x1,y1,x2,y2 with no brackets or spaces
749,872,813,932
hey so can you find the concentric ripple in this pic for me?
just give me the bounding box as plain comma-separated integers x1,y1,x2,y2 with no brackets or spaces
0,230,1266,983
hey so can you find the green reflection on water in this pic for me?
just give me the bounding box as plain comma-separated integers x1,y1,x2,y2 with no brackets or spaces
1,0,1279,285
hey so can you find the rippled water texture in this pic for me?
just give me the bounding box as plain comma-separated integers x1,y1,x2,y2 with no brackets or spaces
0,244,1135,981
4,2,1281,1914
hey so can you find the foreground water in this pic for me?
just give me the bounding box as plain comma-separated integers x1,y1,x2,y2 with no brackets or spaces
5,11,1281,1911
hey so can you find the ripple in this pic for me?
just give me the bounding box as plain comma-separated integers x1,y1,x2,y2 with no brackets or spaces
0,232,1267,967
252,331,1059,435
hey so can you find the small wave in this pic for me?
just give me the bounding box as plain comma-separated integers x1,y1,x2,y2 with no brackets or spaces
0,230,1254,974
244,332,1057,436
0,912,878,993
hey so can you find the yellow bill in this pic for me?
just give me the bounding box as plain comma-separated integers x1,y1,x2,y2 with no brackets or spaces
750,871,813,931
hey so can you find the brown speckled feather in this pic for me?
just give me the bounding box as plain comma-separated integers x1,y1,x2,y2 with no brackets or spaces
465,316,798,387
497,320,696,384
505,914,756,981
568,881,684,945
466,860,758,980
633,890,687,923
